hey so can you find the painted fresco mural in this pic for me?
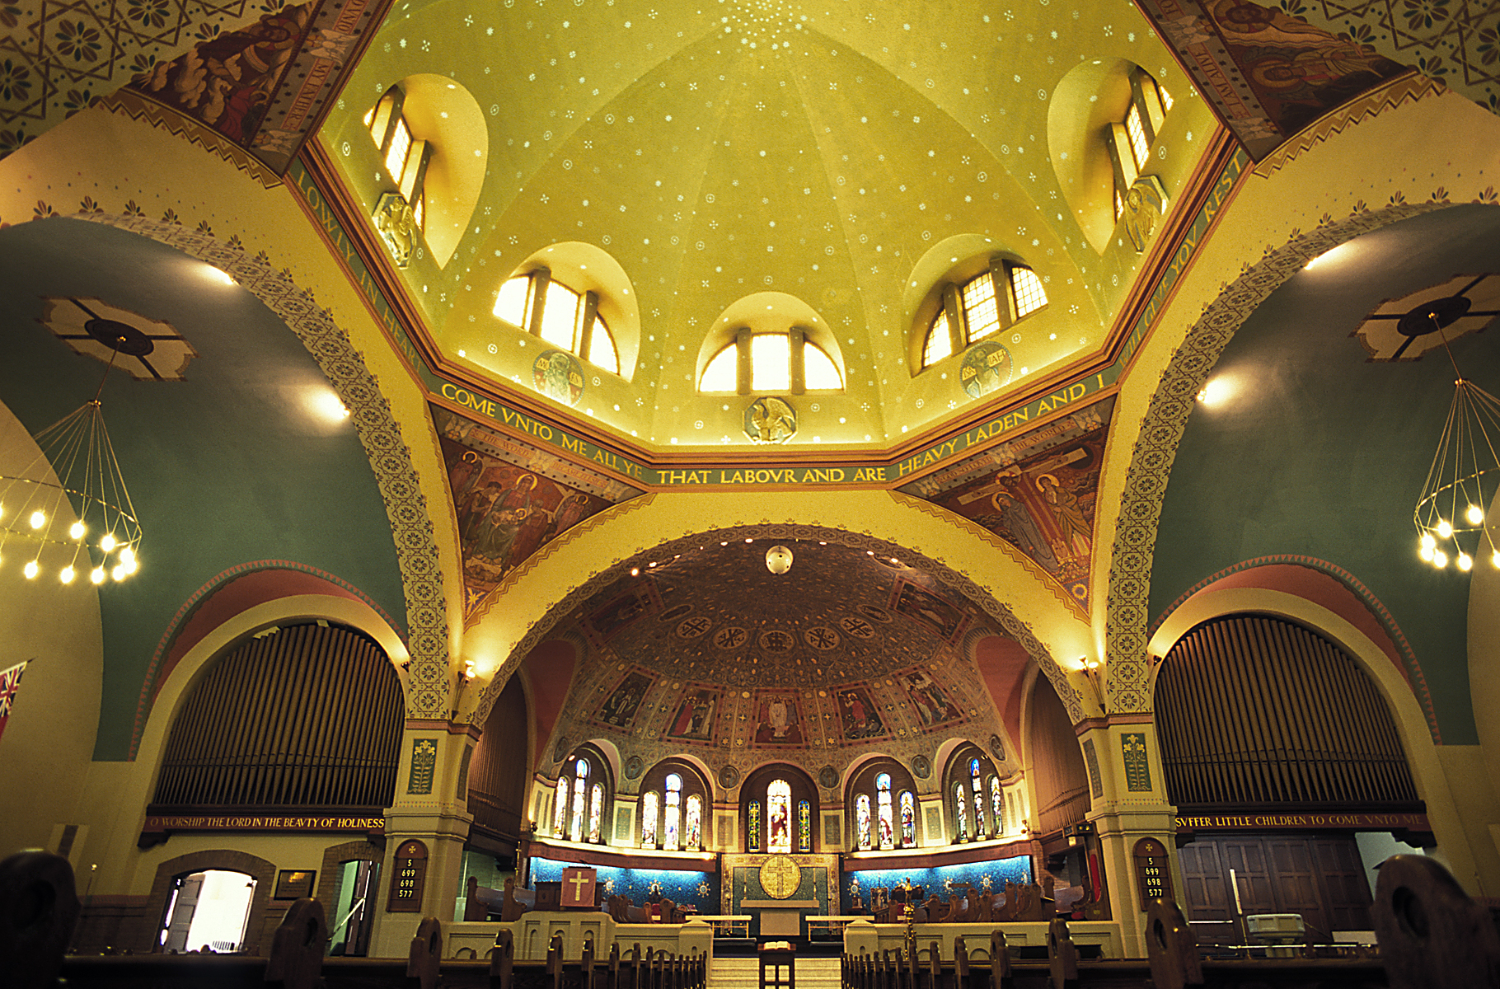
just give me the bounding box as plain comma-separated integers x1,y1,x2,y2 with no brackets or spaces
435,406,642,617
899,396,1113,614
592,668,655,731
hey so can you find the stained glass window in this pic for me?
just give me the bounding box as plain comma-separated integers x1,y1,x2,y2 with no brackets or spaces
876,773,895,850
588,782,603,843
990,777,1005,835
570,759,590,842
768,780,792,853
641,791,660,847
954,782,968,841
856,795,872,850
685,795,702,850
749,801,762,852
797,799,811,852
970,758,986,837
554,776,570,837
899,791,915,846
664,773,682,851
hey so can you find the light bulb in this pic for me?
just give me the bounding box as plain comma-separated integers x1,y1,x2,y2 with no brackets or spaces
29,509,45,530
59,565,75,584
1437,519,1453,539
1419,543,1434,562
119,546,136,567
99,533,117,552
1467,504,1485,526
111,564,126,581
120,555,137,576
23,560,39,579
1434,550,1449,569
1492,550,1500,569
1459,552,1473,572
1421,532,1437,551
69,520,86,539
90,567,105,584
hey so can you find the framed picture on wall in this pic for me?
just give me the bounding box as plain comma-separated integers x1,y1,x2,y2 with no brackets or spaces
274,870,317,900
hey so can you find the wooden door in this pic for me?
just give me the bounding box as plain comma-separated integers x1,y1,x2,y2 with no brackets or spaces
345,860,378,956
1265,838,1330,939
1177,840,1236,945
1311,837,1373,932
1218,838,1278,916
161,873,203,952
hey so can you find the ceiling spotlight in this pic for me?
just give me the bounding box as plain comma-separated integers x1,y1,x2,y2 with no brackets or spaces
765,544,793,575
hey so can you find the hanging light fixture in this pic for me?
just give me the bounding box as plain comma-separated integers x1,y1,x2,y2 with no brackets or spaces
0,330,142,585
765,544,793,575
1414,308,1500,572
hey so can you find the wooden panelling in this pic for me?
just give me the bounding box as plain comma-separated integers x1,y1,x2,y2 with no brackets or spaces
468,675,529,845
1029,675,1091,836
153,623,402,810
1155,615,1418,811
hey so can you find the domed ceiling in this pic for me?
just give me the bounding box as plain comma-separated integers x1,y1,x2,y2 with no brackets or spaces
323,0,1216,451
527,525,1042,784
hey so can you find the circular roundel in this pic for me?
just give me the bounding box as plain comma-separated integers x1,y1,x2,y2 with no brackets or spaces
839,616,876,639
911,754,932,779
818,765,839,789
624,755,645,780
989,734,1006,763
718,763,741,789
553,737,570,763
85,317,155,356
805,627,840,650
714,627,750,650
759,856,802,899
676,617,713,639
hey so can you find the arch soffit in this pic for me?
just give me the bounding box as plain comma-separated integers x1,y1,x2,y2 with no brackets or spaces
397,73,488,269
70,214,454,722
461,489,1094,729
1094,92,1500,714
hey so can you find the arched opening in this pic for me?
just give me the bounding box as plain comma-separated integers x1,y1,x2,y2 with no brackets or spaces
741,763,818,853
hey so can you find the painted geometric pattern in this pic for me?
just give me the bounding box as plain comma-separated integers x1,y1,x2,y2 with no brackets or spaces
0,0,273,155
66,209,452,720
1292,1,1500,114
1106,196,1451,714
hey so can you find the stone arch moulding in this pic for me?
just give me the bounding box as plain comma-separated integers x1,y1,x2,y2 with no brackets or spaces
70,213,451,721
137,849,278,954
1104,199,1474,714
466,507,1087,736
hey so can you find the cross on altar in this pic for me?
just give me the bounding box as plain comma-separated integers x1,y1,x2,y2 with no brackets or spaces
561,866,597,908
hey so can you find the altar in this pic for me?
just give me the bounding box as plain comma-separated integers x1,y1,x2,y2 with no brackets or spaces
722,853,840,938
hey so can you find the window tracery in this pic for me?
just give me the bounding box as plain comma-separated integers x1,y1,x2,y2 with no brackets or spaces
553,746,611,845
494,269,620,374
700,329,842,394
365,86,432,232
845,760,918,851
636,759,708,851
944,744,1006,844
1107,69,1172,221
741,764,818,853
920,261,1048,369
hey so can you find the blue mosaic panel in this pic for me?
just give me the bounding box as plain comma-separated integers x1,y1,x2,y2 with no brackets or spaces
531,856,719,913
843,857,1032,912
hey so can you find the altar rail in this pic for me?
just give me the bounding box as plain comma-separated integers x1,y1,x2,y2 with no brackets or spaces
843,918,1123,960
448,914,714,966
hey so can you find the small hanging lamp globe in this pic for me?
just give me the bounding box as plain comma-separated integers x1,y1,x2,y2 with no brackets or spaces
765,544,793,575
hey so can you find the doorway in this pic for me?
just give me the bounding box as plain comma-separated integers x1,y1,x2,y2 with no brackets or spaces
158,870,257,953
328,859,380,956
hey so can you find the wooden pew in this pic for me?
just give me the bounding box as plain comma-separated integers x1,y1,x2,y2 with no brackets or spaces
406,916,443,989
0,850,81,989
1046,918,1078,989
1144,898,1203,989
1374,853,1500,989
987,930,1014,989
491,928,516,989
264,898,326,989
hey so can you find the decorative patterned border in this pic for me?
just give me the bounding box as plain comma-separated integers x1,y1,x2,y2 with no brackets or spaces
99,89,283,189
70,212,451,721
471,521,1083,741
890,491,1089,623
130,558,404,758
1253,72,1446,178
1148,554,1438,743
1105,197,1459,714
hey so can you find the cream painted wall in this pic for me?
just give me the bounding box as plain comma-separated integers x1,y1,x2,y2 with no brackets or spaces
0,402,105,856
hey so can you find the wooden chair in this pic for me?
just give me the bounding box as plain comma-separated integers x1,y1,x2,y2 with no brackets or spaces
265,897,327,989
0,850,80,989
407,916,443,989
1045,918,1078,989
1374,853,1500,989
1143,898,1203,989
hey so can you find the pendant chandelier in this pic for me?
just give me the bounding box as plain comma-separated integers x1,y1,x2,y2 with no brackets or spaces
1414,308,1500,572
0,332,142,584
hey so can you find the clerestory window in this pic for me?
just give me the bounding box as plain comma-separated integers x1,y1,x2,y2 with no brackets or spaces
920,262,1048,369
699,329,842,394
365,86,433,232
493,269,620,374
1107,69,1172,221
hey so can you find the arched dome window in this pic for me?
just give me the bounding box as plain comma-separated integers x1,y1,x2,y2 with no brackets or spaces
699,329,842,394
920,260,1047,369
637,758,710,851
366,86,432,231
1107,69,1172,220
494,269,619,374
741,764,817,853
552,744,612,845
942,744,1003,844
845,759,918,851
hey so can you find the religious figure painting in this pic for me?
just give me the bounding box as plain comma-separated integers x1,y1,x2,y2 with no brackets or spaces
589,587,656,640
433,406,641,618
899,396,1112,615
665,686,721,743
836,685,887,741
892,582,966,640
594,670,654,730
897,668,964,729
751,691,805,746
